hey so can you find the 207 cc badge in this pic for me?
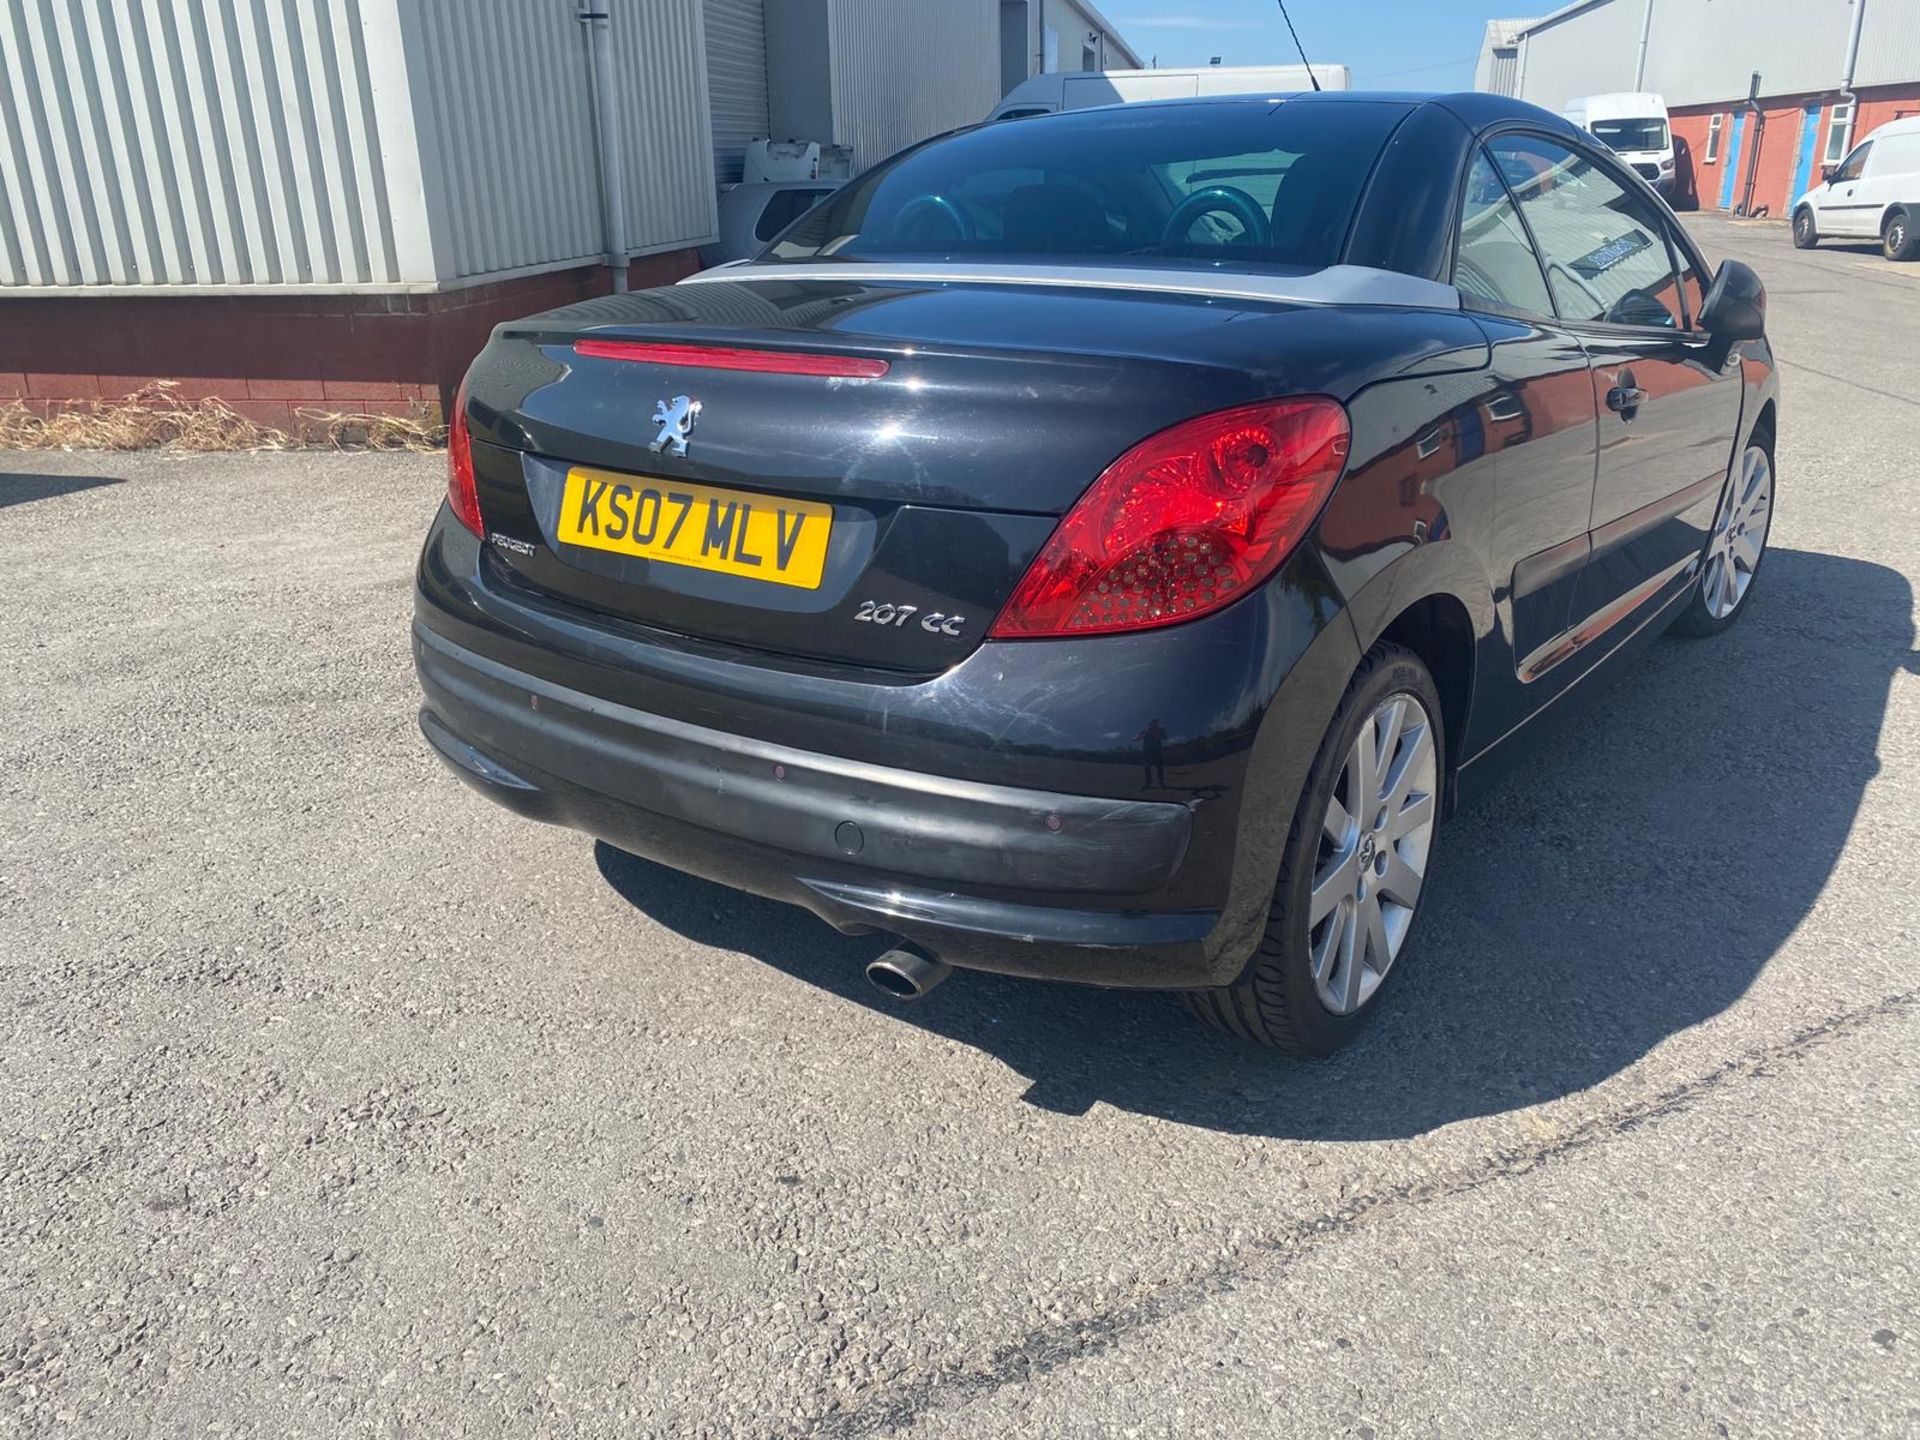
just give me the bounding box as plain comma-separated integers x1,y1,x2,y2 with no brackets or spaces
649,395,701,457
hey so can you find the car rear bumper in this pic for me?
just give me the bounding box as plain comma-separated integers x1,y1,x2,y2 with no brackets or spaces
413,508,1362,989
414,623,1224,986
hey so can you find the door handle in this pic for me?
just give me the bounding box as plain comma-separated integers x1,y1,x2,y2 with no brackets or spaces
1606,384,1646,415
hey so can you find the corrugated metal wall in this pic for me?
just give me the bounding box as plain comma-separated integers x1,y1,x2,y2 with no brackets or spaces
705,0,770,184
1642,0,1896,104
1475,19,1530,96
1848,0,1920,89
827,0,999,167
402,0,716,279
1519,0,1920,112
2,0,1035,291
606,0,717,255
400,0,603,280
1484,50,1519,97
1038,0,1131,70
1514,1,1645,112
0,0,401,287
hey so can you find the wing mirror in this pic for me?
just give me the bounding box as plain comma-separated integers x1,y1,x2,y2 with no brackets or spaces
1699,258,1766,341
1821,164,1839,184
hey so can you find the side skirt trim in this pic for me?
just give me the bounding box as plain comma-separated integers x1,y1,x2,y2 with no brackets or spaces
1466,565,1696,774
1515,469,1725,683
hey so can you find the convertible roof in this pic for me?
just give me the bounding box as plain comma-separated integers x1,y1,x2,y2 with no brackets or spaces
1071,90,1576,138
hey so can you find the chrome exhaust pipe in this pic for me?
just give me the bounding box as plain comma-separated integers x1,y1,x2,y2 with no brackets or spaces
864,944,952,1002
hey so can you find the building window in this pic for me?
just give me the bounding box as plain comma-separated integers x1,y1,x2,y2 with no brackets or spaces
1485,391,1525,423
1825,100,1855,164
1704,112,1723,163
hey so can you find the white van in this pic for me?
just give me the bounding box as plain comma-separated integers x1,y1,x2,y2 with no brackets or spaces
1792,114,1920,261
987,64,1351,122
1563,92,1675,196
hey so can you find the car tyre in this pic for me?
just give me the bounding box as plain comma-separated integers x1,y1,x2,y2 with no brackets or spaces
1673,431,1774,638
1792,206,1819,249
1184,643,1444,1058
1885,209,1920,262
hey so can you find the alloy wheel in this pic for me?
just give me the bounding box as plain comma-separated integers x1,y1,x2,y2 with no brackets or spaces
1702,444,1773,620
1308,691,1438,1016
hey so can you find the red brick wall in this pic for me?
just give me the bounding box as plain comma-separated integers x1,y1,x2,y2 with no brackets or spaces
0,247,700,432
1670,82,1920,217
1668,109,1714,209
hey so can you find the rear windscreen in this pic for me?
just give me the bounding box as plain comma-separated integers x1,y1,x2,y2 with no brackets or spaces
765,101,1408,272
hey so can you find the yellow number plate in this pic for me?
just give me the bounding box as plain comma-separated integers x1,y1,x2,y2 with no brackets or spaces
556,467,833,590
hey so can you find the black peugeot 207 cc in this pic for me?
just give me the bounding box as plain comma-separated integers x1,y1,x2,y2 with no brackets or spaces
414,92,1776,1056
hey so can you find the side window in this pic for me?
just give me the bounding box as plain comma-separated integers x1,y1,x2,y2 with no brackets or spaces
1674,242,1708,330
1160,150,1297,216
1490,135,1684,329
754,189,833,242
1453,149,1554,318
1834,142,1872,183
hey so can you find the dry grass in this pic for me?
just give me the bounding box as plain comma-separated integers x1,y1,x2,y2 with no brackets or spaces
294,406,446,453
0,382,286,452
0,380,445,454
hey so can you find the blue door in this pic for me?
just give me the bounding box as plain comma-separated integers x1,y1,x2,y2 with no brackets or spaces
1719,113,1746,209
1791,102,1824,204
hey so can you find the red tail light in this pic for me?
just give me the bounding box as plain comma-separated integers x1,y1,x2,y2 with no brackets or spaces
572,339,889,379
447,373,484,537
989,397,1351,639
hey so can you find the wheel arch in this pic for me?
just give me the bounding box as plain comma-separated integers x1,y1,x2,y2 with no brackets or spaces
1374,592,1476,814
1750,396,1777,448
1883,205,1918,259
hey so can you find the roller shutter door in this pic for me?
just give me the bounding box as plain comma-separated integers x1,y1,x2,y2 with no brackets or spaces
705,0,770,184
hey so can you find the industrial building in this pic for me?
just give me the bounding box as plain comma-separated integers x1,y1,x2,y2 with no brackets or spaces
1473,18,1536,98
0,0,1137,426
1478,0,1920,216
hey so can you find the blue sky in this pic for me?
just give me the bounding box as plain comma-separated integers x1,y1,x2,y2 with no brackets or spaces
1106,1,1515,93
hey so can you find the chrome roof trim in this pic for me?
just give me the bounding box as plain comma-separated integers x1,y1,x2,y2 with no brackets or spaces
679,261,1461,311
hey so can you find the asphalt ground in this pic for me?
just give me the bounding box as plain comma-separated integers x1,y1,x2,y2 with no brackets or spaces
2,213,1916,1437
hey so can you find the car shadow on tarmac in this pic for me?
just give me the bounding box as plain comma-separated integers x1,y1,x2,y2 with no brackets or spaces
0,472,124,509
596,548,1915,1140
1813,240,1892,260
